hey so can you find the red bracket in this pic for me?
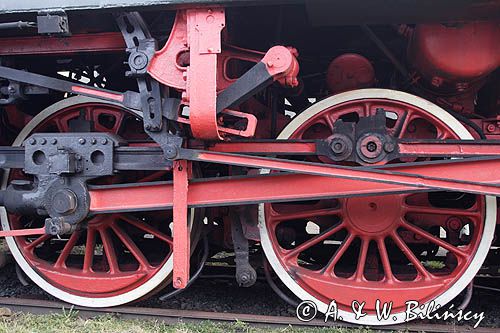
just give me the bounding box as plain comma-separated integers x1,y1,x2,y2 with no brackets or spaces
176,108,257,138
186,8,226,140
172,160,190,289
148,8,299,140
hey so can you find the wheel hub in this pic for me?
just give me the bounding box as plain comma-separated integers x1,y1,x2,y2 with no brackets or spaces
345,195,402,235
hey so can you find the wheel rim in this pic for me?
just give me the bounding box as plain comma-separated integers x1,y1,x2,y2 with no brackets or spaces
259,89,496,325
1,96,196,307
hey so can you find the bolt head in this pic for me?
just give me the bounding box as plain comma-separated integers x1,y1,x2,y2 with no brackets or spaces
447,217,462,231
39,138,47,145
383,142,395,153
28,138,36,145
51,138,58,145
331,141,345,154
78,138,86,145
52,190,77,215
366,141,378,152
164,145,178,160
173,277,183,288
90,138,97,145
101,138,108,145
130,52,148,70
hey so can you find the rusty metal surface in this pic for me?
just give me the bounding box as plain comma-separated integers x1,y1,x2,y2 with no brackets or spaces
0,33,125,56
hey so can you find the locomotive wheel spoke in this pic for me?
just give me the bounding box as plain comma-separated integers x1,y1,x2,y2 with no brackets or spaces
392,111,408,138
354,238,369,281
120,214,173,246
376,238,395,282
403,205,481,218
284,222,344,260
110,223,151,270
323,233,354,275
361,101,371,117
322,114,335,131
100,228,120,273
390,230,431,280
54,231,81,268
83,228,96,272
53,118,70,132
92,109,125,134
26,234,52,251
400,220,467,258
271,207,341,222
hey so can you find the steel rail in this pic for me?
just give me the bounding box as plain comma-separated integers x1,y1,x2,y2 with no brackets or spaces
0,296,496,333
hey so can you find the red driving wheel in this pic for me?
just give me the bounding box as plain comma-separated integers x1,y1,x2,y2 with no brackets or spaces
260,89,495,325
1,96,199,307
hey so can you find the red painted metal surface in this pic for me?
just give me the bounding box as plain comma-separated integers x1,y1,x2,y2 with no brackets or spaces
262,95,487,314
148,11,188,90
210,141,317,154
0,227,45,237
398,141,500,156
193,151,500,196
177,108,258,137
186,8,225,140
326,53,375,93
89,173,422,212
71,86,124,102
409,22,500,85
148,9,299,140
89,156,500,213
0,2,497,314
172,160,190,289
0,32,125,56
7,102,173,298
217,45,263,90
261,46,300,88
211,139,500,157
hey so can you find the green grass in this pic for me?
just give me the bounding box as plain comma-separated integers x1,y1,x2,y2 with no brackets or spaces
422,260,446,269
0,309,386,333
